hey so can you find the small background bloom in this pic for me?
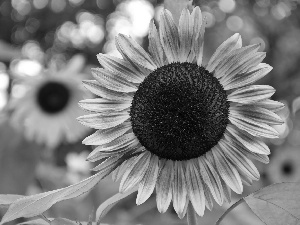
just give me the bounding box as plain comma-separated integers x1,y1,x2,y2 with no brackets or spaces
0,1,298,225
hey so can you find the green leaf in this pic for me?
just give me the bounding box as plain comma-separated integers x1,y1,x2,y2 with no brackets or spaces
50,218,78,225
18,218,50,225
0,195,24,208
18,218,108,225
244,182,300,225
0,170,113,225
96,186,138,224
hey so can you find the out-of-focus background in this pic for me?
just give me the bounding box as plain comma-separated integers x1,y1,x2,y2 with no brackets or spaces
0,0,299,224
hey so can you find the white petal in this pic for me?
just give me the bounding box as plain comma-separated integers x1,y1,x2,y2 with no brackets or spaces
97,53,145,83
253,99,285,112
82,122,131,146
156,160,173,213
220,179,231,203
207,33,242,72
88,132,135,154
226,124,270,155
148,21,165,67
220,140,260,181
159,9,180,63
229,113,279,138
185,159,205,217
224,63,272,90
79,98,131,113
136,155,159,205
198,157,223,205
91,68,138,93
203,182,214,211
77,111,129,129
178,8,191,62
172,161,188,219
228,85,275,104
230,105,283,125
90,156,123,174
214,44,260,79
191,7,205,66
224,130,270,164
91,141,140,163
112,156,137,182
119,151,151,193
116,34,157,71
82,80,132,101
220,52,266,86
211,148,243,194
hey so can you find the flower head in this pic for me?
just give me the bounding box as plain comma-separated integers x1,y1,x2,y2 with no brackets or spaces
78,7,284,218
10,56,91,149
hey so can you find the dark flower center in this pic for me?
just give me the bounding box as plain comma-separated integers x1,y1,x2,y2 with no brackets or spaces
282,161,293,175
37,81,70,114
130,62,229,161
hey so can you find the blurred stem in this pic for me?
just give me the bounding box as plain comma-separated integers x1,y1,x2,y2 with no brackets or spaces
38,214,51,224
187,203,198,225
215,198,245,225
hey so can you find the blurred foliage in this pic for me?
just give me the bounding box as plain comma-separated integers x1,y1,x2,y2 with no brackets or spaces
0,0,300,224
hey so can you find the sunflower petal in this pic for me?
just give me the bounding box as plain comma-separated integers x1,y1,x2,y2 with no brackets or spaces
226,125,270,154
148,21,164,67
79,98,131,113
228,85,275,104
185,159,205,217
207,33,242,73
178,8,191,62
214,44,260,79
224,131,270,164
112,156,137,182
220,52,266,87
88,133,135,155
231,105,283,125
172,161,187,219
91,68,138,93
88,136,138,162
159,9,180,63
203,183,213,211
119,151,151,193
116,34,157,71
77,111,130,129
97,53,145,83
156,160,173,213
198,157,223,205
220,179,231,203
229,113,279,138
82,122,131,146
253,99,285,112
136,155,159,205
212,147,243,194
91,155,123,172
224,63,272,90
82,80,132,101
220,140,260,181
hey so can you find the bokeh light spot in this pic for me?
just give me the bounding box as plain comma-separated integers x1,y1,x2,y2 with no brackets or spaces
226,15,243,31
219,0,236,13
250,37,267,51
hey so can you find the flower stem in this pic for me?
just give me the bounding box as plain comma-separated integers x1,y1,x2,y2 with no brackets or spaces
215,198,245,225
187,203,198,225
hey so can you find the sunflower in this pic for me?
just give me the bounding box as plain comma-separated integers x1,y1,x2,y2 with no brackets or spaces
266,146,300,183
10,57,91,149
78,7,284,218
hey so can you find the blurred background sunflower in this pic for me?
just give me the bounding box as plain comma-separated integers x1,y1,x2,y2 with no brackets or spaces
0,0,299,225
10,54,92,149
